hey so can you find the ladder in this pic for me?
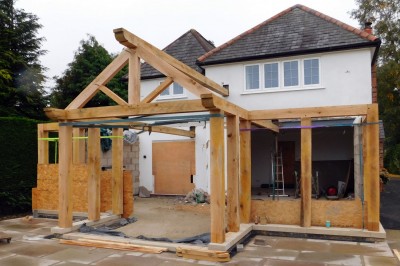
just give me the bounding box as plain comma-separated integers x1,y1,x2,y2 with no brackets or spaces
270,152,288,198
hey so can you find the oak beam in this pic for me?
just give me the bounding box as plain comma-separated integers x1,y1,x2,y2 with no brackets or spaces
42,122,59,131
66,50,130,109
37,124,49,164
128,50,141,104
98,85,128,106
239,120,251,223
45,100,208,120
73,128,86,164
201,93,248,119
114,28,229,96
141,77,173,103
112,128,124,215
130,125,195,138
300,118,312,227
88,128,101,221
249,104,369,120
363,104,380,231
251,120,279,133
227,115,240,232
210,110,226,243
58,125,73,228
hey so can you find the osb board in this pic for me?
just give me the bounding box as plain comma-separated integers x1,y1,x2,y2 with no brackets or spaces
152,140,195,195
251,200,301,225
251,198,363,228
311,198,363,228
35,164,133,215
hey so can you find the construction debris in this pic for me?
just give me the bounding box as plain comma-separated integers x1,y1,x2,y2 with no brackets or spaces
137,232,210,245
184,188,210,204
176,246,230,262
139,186,151,198
60,238,167,254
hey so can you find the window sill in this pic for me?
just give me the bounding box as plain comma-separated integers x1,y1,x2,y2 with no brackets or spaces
241,86,325,95
156,95,187,101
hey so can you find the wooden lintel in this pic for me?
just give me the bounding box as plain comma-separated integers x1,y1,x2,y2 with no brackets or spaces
141,77,173,103
114,28,229,96
201,93,249,119
45,100,208,121
66,50,130,110
131,125,195,138
249,104,369,120
98,85,128,106
300,117,312,227
42,122,59,131
251,120,279,133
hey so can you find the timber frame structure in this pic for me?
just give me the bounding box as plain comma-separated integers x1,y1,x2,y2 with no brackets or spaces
41,28,381,244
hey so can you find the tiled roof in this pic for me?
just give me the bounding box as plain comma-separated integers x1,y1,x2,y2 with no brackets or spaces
198,4,380,65
140,29,215,79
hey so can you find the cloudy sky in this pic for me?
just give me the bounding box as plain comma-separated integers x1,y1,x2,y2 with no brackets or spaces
15,0,359,89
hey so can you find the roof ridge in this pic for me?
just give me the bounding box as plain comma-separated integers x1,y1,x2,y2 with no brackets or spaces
198,4,379,63
190,29,215,52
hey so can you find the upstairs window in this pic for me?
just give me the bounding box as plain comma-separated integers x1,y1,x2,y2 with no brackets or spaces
264,63,279,88
159,82,184,98
304,59,319,85
245,65,260,90
283,61,299,87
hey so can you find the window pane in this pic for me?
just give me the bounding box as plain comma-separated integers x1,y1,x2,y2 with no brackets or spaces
173,83,183,95
160,87,170,96
304,59,319,85
245,65,259,90
264,63,279,88
284,61,299,86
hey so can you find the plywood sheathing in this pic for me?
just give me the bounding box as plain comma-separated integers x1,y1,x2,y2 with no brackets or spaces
34,164,133,215
251,198,363,228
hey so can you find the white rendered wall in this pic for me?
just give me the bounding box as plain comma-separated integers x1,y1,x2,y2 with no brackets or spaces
141,78,198,102
204,48,373,110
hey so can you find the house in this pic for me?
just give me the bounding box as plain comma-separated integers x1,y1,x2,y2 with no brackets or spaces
36,4,382,246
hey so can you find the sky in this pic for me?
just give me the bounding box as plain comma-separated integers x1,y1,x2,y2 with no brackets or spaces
15,0,359,90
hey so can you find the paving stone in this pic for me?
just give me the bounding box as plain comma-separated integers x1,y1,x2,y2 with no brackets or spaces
297,251,362,265
6,242,65,257
0,254,59,266
363,255,399,266
95,254,165,266
43,248,112,264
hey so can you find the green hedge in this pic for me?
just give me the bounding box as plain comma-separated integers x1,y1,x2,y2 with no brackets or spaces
0,117,39,215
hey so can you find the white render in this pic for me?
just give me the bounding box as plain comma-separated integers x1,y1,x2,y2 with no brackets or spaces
203,48,374,110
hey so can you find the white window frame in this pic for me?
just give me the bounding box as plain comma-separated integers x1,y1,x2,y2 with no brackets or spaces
157,82,186,100
243,57,322,94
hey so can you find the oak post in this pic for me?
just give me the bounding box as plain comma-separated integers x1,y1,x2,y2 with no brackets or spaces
128,50,141,104
210,110,226,243
88,128,101,221
239,120,251,223
37,124,49,164
301,118,312,227
112,128,124,215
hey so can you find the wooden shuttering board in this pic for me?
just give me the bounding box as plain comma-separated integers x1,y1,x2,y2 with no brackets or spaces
152,140,195,195
176,247,230,262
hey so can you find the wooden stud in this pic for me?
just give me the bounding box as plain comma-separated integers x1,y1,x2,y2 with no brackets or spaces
73,128,86,164
210,110,225,243
141,77,173,103
128,51,141,104
239,120,251,223
114,28,229,96
363,104,380,231
66,50,130,109
301,118,312,227
58,125,73,228
112,128,124,215
37,124,49,164
227,115,240,232
98,85,128,106
88,128,101,221
249,104,369,120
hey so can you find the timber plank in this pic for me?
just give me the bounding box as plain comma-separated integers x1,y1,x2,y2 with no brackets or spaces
176,247,230,262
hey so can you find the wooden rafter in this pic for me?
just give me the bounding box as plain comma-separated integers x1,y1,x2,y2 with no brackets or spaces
114,28,229,97
141,77,174,103
252,120,279,133
66,50,130,110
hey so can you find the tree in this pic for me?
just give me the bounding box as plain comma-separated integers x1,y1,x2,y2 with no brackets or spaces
351,0,400,173
0,0,48,120
49,35,128,109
